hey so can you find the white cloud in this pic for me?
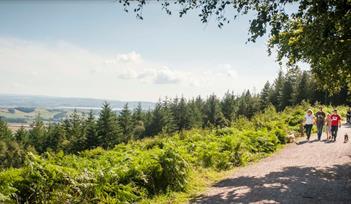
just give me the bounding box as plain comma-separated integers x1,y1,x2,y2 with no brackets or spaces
115,66,184,84
152,66,182,84
216,63,238,78
0,37,256,101
105,51,142,65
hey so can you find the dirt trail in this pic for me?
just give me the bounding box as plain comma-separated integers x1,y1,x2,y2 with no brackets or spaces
191,125,351,204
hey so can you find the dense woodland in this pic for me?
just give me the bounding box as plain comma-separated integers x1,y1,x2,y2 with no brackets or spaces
0,68,350,169
0,68,349,203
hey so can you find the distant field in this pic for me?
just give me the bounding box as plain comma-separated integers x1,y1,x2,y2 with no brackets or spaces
0,107,94,124
7,123,31,132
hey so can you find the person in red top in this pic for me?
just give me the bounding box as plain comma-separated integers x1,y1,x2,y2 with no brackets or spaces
330,109,342,142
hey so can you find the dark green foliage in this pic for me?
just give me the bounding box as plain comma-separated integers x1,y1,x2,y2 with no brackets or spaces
171,97,193,131
45,124,67,152
187,98,203,128
0,67,348,171
118,103,134,142
146,101,176,136
0,119,12,140
29,117,47,153
0,106,293,203
0,140,25,168
85,110,98,149
237,91,260,118
97,102,122,149
0,103,349,203
65,110,87,153
269,70,285,108
14,127,29,143
221,91,237,123
295,71,310,104
260,81,272,110
204,94,228,128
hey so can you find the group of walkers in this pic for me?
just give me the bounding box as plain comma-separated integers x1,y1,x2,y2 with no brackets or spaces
303,107,344,142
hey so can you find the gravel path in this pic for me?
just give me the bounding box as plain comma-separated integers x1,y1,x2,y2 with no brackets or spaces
191,125,351,204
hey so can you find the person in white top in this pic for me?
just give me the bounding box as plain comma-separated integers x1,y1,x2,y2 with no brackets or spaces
303,109,315,141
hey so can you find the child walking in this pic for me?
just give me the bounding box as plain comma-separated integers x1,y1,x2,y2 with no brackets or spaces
326,113,332,140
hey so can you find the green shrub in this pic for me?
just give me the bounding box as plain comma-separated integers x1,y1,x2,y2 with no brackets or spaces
1,105,309,203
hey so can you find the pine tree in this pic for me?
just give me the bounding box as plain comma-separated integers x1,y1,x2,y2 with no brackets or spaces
279,68,299,110
66,110,87,153
149,103,164,136
260,81,272,109
85,110,97,149
46,123,66,152
160,100,177,134
170,97,192,131
204,94,228,128
187,98,203,128
132,103,144,123
294,71,310,104
221,91,237,122
0,119,12,140
29,114,47,153
118,103,134,142
148,100,176,136
143,109,154,136
237,90,259,118
270,69,285,109
132,103,145,139
97,102,122,149
14,126,29,144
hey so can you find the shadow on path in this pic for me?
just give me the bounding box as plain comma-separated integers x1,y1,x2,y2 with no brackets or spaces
191,164,351,203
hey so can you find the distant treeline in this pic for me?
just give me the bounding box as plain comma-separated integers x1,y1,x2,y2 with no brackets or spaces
0,68,349,168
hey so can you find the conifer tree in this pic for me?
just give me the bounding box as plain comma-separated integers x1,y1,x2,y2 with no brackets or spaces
66,110,86,153
132,103,144,123
279,68,299,110
160,100,177,134
295,71,310,104
14,126,29,144
221,91,237,122
270,69,285,109
148,103,164,136
46,123,66,152
0,119,12,140
118,103,134,142
171,97,192,131
187,98,203,128
85,110,97,149
97,102,122,149
260,81,272,109
143,109,154,136
132,103,145,139
29,114,47,153
204,94,228,128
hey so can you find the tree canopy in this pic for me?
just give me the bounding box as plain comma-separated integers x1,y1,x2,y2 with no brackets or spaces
118,0,351,93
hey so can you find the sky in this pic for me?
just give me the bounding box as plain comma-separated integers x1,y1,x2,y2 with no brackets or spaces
0,0,283,102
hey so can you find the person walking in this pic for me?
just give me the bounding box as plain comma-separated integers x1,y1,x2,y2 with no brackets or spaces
330,109,342,142
325,113,332,140
315,107,326,141
304,109,314,141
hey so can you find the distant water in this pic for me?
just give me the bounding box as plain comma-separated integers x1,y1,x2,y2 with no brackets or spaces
54,106,122,111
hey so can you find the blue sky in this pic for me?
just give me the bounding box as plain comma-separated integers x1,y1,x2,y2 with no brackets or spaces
0,0,281,101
